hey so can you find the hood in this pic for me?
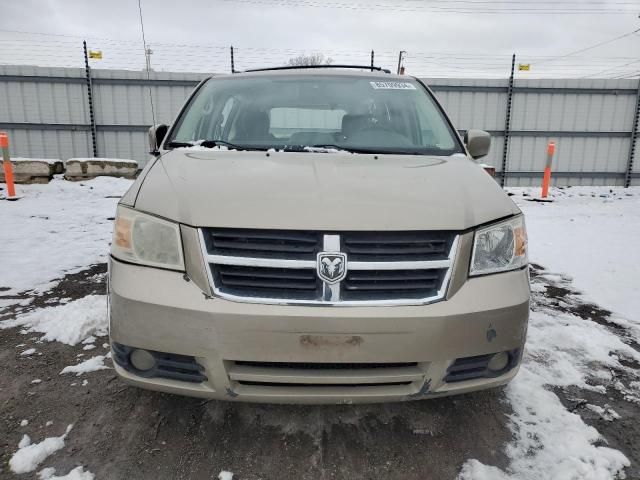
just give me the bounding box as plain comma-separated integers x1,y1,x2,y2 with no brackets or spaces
134,149,520,231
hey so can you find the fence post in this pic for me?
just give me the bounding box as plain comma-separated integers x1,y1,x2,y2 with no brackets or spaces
624,77,640,188
397,51,406,75
230,45,236,74
83,41,98,158
371,50,375,71
500,54,516,187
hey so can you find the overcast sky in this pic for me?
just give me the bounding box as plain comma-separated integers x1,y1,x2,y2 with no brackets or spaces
0,0,638,78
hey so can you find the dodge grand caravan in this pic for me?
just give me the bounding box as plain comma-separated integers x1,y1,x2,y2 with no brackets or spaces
108,66,529,404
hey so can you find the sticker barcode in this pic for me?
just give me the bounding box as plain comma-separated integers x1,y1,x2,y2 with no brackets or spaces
370,81,417,90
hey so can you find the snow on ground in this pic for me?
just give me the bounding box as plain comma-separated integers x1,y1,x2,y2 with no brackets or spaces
218,471,234,480
0,176,132,305
9,425,73,474
37,466,95,480
1,295,107,345
586,404,621,422
460,290,637,479
60,355,109,376
512,186,640,327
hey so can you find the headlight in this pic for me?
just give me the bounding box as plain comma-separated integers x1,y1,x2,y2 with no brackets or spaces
470,215,527,276
111,206,184,271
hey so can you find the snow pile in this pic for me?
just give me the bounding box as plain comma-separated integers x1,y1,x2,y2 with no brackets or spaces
20,348,36,356
18,435,31,448
60,355,109,376
1,295,107,345
218,471,234,480
513,186,640,324
0,176,132,300
9,425,73,474
37,466,95,480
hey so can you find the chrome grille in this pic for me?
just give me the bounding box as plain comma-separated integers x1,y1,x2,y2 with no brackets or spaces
199,228,458,306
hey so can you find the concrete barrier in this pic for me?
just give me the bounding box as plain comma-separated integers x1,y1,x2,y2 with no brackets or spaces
0,158,63,184
64,158,138,181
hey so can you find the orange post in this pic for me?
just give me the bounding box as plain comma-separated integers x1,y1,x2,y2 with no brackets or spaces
541,141,555,199
1,132,17,199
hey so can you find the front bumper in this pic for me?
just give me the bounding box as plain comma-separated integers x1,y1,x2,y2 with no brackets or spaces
109,257,529,404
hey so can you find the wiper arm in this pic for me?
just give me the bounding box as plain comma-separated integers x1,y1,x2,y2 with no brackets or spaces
167,140,263,151
283,144,374,154
312,144,424,155
309,144,384,154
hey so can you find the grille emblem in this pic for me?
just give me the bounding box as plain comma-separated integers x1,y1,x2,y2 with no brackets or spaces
317,252,347,284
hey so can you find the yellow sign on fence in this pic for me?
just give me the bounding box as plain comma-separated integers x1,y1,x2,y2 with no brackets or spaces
89,50,103,60
518,63,531,71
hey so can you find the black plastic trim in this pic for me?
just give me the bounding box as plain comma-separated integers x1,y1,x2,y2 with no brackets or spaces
112,342,207,384
443,349,521,383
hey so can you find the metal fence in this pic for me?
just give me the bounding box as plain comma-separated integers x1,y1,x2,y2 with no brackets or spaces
0,64,638,186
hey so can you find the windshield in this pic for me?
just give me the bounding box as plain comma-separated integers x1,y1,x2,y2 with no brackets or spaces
169,74,464,156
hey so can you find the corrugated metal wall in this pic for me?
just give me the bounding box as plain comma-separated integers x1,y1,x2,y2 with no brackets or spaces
0,65,208,167
1,64,638,186
428,77,639,186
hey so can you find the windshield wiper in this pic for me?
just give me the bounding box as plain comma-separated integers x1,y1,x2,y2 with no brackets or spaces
167,140,264,151
283,144,378,154
314,145,427,155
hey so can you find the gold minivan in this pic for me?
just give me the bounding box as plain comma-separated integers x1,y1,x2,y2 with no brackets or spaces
108,67,529,404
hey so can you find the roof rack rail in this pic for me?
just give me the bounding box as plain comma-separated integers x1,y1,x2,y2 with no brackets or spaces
242,64,392,74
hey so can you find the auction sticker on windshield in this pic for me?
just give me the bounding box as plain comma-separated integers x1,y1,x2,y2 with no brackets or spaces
370,81,417,90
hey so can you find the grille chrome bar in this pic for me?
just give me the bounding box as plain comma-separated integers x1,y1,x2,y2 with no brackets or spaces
349,259,452,270
198,229,458,306
322,235,341,302
205,254,452,271
207,255,316,269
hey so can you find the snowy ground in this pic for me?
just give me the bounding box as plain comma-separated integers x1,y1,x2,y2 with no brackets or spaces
1,178,639,479
0,177,131,303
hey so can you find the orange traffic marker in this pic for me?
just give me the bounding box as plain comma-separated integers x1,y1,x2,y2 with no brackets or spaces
541,141,555,199
1,131,17,200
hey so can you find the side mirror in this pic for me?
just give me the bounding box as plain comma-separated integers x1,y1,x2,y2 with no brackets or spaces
464,129,491,159
148,124,168,155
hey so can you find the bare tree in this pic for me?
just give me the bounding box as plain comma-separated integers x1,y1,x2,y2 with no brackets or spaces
287,53,333,66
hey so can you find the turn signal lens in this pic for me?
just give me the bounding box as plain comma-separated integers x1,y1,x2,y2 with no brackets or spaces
114,217,132,249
